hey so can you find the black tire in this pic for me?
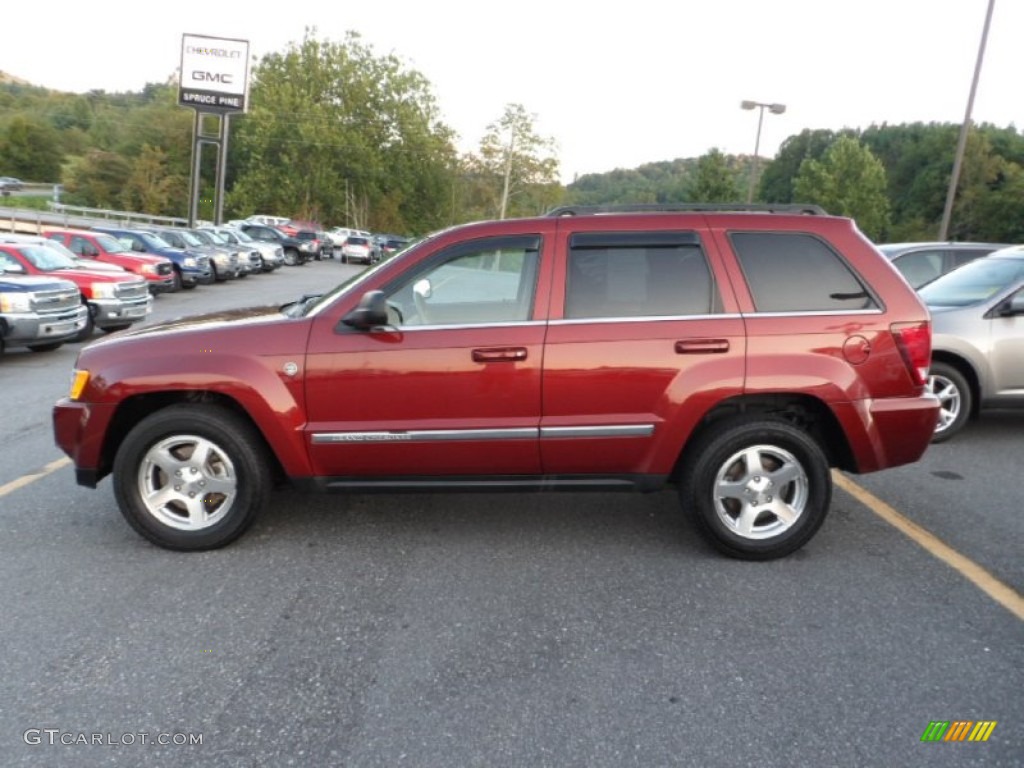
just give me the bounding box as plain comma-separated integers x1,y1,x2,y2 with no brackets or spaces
680,417,832,560
928,361,972,443
101,324,132,334
28,342,63,352
112,404,271,551
283,249,298,266
73,302,95,343
171,268,183,292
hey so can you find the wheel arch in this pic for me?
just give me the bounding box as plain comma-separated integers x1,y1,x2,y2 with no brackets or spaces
673,393,856,481
99,391,289,487
930,351,981,418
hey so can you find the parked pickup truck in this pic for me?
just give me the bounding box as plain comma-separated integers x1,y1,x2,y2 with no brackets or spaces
44,228,177,294
92,227,213,290
0,242,152,342
0,270,88,354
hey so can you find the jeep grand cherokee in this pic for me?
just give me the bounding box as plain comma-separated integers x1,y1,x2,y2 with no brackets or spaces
53,204,939,559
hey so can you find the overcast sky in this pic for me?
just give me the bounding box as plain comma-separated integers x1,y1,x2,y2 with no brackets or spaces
5,0,1021,183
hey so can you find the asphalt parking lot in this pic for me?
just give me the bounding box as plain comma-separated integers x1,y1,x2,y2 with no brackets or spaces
1,260,1020,767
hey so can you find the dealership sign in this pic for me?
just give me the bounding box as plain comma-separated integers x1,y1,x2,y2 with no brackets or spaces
178,33,250,113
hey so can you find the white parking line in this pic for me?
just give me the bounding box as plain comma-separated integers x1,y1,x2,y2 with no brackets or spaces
0,457,71,500
833,470,1024,621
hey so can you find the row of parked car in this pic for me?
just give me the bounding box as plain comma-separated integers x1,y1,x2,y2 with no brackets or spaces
881,241,1024,441
232,216,412,265
0,219,328,355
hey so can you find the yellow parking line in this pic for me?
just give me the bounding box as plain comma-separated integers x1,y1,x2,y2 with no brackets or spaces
0,457,71,499
833,470,1024,621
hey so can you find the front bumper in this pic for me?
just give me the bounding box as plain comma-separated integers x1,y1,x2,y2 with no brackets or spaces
2,304,88,345
53,399,117,487
90,296,153,329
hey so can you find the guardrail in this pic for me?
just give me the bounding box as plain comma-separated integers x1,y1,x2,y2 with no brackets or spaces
0,203,196,234
47,202,190,227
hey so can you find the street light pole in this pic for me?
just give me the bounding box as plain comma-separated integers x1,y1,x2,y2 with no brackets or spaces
741,100,786,203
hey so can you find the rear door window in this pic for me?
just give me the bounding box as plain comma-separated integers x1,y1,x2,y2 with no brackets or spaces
565,231,718,318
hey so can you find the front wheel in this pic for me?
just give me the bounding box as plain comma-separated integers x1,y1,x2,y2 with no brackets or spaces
73,303,95,343
113,405,271,550
680,418,831,560
283,249,298,266
928,361,972,442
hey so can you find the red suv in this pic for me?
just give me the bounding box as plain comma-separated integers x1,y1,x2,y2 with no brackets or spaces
53,205,939,559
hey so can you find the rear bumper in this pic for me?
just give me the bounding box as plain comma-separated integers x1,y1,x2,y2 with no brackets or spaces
834,393,940,473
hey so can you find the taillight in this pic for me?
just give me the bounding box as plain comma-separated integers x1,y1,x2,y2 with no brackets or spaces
891,321,931,387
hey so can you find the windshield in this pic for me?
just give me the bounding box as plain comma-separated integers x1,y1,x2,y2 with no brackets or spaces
918,256,1024,307
190,230,214,245
20,245,78,270
95,234,130,254
174,230,204,247
140,233,173,250
230,229,253,243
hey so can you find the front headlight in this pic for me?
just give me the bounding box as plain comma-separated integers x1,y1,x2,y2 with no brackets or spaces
142,264,158,275
184,257,198,268
69,369,90,400
0,292,32,312
91,282,117,298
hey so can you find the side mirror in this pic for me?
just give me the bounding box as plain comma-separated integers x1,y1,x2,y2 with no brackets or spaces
342,290,389,330
992,293,1024,317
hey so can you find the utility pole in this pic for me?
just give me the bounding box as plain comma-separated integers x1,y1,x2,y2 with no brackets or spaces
939,0,996,240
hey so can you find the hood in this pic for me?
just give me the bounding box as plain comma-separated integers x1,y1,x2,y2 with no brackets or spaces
43,267,138,282
109,304,286,341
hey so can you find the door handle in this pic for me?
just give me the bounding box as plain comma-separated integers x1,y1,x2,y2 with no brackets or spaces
472,347,528,363
675,339,730,354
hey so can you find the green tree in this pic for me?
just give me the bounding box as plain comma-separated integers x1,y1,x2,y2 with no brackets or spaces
466,103,560,219
227,29,457,234
62,149,131,208
688,148,742,202
793,136,891,239
759,128,845,203
0,115,63,181
120,144,184,215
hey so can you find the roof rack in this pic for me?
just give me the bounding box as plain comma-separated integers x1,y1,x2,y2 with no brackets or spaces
545,203,828,217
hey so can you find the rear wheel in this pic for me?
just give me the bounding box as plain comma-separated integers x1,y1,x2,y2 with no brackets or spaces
113,405,271,550
928,361,971,442
680,417,831,560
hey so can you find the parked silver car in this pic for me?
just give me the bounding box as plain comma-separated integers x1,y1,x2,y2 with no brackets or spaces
200,226,284,272
878,242,1010,289
919,246,1024,441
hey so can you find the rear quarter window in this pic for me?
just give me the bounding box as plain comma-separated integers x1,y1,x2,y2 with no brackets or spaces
730,232,878,312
